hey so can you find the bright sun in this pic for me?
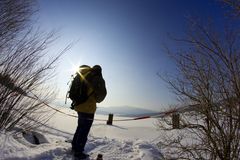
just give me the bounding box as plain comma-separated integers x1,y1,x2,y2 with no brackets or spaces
70,65,79,73
67,59,81,74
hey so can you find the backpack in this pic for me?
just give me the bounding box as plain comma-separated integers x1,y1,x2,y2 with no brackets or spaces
68,73,90,108
67,65,107,108
86,66,107,103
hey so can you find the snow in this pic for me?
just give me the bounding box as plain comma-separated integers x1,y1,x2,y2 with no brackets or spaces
0,107,164,160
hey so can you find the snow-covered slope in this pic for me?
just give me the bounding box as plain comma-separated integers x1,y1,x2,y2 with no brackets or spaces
0,107,164,160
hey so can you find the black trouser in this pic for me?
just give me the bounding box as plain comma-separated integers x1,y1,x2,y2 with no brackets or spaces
72,112,94,153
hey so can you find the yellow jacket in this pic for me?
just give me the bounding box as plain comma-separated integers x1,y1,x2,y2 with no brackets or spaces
74,93,96,114
74,66,97,114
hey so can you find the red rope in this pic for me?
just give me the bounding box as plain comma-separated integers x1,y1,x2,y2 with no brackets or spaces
134,116,151,120
24,92,189,122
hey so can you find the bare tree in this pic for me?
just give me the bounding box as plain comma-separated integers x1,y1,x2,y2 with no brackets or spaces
222,0,240,17
158,17,240,160
0,0,69,131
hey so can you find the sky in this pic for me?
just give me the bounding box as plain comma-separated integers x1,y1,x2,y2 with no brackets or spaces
37,0,225,111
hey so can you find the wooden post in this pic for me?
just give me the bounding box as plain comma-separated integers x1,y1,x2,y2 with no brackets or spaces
172,113,180,129
107,114,113,125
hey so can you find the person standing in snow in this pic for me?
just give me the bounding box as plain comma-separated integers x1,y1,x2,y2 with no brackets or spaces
71,65,107,159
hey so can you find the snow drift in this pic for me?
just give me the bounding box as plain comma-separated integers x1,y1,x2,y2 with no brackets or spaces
0,107,164,160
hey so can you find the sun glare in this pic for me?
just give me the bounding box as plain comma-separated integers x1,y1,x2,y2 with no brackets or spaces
70,65,79,74
66,59,81,74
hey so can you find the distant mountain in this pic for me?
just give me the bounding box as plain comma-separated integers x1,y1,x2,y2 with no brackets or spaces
52,101,159,117
96,106,159,117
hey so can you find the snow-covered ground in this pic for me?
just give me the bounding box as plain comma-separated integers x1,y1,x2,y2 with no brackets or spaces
0,107,164,160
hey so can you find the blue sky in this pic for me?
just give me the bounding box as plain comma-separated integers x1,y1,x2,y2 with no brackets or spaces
38,0,224,111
